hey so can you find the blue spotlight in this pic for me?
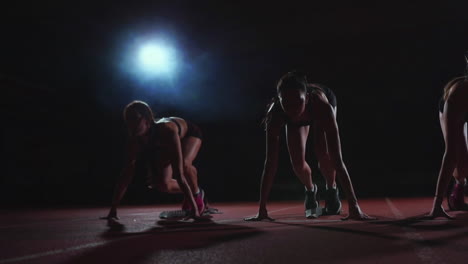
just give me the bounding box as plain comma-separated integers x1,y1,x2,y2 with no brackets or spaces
137,41,178,77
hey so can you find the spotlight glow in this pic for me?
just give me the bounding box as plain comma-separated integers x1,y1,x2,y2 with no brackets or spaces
137,42,178,77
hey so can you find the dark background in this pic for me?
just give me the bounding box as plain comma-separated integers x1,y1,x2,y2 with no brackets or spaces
1,1,468,207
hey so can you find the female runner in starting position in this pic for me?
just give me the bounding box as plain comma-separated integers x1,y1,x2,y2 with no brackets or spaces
103,100,207,222
245,71,374,221
427,56,468,219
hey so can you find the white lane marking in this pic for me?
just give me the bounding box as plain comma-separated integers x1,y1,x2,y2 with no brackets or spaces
0,204,298,230
0,212,166,229
0,241,108,264
385,198,446,264
0,205,300,263
277,219,342,223
0,218,98,230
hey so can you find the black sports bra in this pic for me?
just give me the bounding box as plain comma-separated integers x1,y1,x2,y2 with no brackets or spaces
266,84,337,127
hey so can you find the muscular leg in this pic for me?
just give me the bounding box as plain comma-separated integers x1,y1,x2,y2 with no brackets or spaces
447,121,468,209
457,122,468,184
313,106,342,214
153,137,201,194
430,108,468,218
155,164,182,193
314,106,338,188
286,125,313,190
182,136,202,193
440,113,459,182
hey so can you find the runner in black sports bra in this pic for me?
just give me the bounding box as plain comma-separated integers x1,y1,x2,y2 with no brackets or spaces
267,84,337,127
103,101,208,222
428,62,468,219
245,71,374,221
439,85,468,123
157,117,203,139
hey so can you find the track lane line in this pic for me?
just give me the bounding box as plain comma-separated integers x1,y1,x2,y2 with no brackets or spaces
0,204,300,263
385,198,446,264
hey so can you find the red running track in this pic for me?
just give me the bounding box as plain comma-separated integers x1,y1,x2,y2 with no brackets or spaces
1,197,468,264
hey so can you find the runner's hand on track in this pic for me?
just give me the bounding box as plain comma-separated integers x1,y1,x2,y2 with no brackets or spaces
244,208,275,221
342,204,377,221
422,205,454,220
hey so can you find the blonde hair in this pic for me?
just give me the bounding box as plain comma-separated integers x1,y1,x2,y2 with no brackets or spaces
123,100,155,123
443,76,465,101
